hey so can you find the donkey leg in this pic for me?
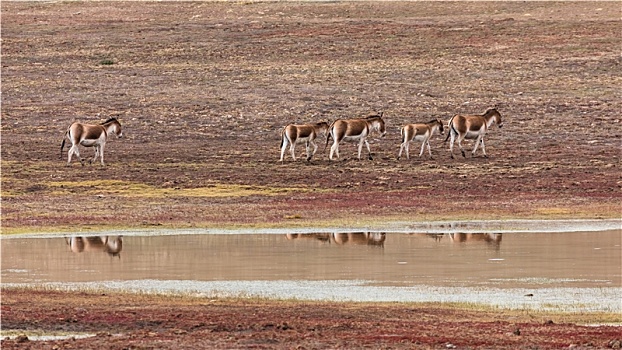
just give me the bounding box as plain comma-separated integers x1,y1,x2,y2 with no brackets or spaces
405,141,411,160
289,143,297,161
66,146,76,165
471,136,481,157
69,145,85,166
99,143,106,166
426,140,433,158
449,133,456,159
457,135,466,158
304,141,311,161
480,138,488,158
329,142,339,160
397,142,405,160
90,147,99,164
364,140,373,160
356,139,365,160
279,139,289,162
419,140,426,158
307,140,318,161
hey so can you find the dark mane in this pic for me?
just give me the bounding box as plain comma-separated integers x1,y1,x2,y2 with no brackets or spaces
101,117,118,124
366,114,383,120
426,119,439,124
484,108,498,116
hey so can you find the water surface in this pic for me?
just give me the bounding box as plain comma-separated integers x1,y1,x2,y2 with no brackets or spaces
2,228,620,312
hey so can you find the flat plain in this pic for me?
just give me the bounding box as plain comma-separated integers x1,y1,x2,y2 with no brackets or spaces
2,1,620,232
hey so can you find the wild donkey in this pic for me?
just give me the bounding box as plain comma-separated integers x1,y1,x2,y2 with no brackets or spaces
445,108,503,158
280,122,329,162
398,118,444,160
60,118,123,166
325,113,386,160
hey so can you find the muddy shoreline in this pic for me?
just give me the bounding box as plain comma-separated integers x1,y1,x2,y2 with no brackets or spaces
2,288,621,350
5,280,620,314
4,219,620,239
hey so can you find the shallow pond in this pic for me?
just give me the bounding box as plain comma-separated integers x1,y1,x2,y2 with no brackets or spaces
2,222,621,312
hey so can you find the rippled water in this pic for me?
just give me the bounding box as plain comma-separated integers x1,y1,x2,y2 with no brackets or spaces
2,225,621,312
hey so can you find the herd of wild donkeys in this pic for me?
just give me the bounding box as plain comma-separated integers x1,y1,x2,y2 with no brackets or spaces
280,107,503,162
59,108,502,166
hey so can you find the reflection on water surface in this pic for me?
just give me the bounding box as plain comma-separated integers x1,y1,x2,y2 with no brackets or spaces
65,236,123,257
3,230,619,289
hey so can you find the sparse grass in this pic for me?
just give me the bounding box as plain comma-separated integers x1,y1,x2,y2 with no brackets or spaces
533,208,572,216
10,179,318,198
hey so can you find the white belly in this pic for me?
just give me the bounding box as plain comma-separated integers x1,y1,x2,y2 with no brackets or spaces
464,130,482,139
80,139,100,147
412,134,428,142
341,134,365,142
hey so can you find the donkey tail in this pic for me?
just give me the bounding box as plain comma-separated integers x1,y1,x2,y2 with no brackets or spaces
444,116,456,143
279,127,285,150
323,122,335,152
60,129,69,159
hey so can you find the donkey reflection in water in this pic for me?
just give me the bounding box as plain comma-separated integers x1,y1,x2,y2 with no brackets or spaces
448,233,502,249
332,232,386,246
445,108,503,159
286,232,386,247
326,113,386,160
280,121,329,162
60,117,123,166
65,236,123,258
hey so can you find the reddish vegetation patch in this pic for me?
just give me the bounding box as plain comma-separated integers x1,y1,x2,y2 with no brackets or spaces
2,289,621,350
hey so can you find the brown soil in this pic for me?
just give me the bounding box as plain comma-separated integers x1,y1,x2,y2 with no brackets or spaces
2,288,621,350
1,2,620,348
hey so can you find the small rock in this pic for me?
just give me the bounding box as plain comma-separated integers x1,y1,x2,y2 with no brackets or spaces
15,335,29,343
513,328,521,336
